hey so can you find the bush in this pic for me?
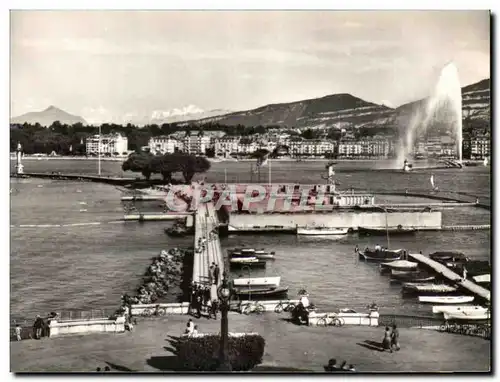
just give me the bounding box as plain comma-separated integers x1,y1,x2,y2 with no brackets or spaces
176,334,265,371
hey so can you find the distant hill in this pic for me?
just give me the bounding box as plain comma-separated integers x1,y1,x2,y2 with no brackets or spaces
178,93,394,130
11,106,87,126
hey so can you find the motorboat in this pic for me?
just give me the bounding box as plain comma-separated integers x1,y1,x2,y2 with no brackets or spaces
429,251,468,263
473,274,490,284
233,276,281,288
233,286,289,300
418,296,474,304
297,227,349,236
358,226,416,236
403,283,458,294
358,248,403,262
391,269,419,276
380,260,418,274
443,311,490,321
432,305,488,315
230,256,260,263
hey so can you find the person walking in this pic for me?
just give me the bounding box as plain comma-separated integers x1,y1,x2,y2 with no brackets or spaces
213,263,220,285
462,267,468,282
382,326,392,352
391,324,400,351
15,325,22,341
33,315,44,340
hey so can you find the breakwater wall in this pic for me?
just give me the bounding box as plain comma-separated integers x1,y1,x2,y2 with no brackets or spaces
227,211,442,232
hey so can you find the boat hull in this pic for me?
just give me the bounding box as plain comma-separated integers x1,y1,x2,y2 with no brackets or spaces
443,312,490,321
418,296,474,304
233,276,281,288
359,250,402,262
358,227,416,236
229,261,267,270
233,287,289,300
432,305,488,315
297,228,349,236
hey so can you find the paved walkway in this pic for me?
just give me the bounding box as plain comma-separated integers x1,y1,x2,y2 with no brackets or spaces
10,314,490,373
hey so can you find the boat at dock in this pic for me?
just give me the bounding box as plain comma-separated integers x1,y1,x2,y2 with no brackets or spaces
230,248,276,260
443,311,490,321
429,251,468,263
229,258,267,270
473,274,490,284
418,296,474,304
432,305,488,315
297,227,349,236
403,283,458,294
390,272,435,283
358,226,416,236
380,260,418,274
233,276,281,288
358,248,403,262
233,286,289,300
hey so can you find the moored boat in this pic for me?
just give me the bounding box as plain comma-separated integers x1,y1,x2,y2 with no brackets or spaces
230,248,276,261
443,311,490,321
403,283,458,294
358,248,403,262
472,274,490,284
358,226,416,236
429,251,468,263
390,272,435,283
233,286,289,300
418,296,474,304
233,276,281,288
297,227,349,236
229,259,267,270
432,305,488,315
380,260,418,274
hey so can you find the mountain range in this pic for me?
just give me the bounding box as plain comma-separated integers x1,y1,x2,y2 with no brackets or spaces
10,78,489,129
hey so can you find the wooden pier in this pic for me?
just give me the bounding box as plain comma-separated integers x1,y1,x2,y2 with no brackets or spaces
407,253,490,302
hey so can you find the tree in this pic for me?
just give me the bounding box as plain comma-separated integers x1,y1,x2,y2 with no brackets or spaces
168,152,211,183
122,151,155,180
149,154,179,183
205,147,216,158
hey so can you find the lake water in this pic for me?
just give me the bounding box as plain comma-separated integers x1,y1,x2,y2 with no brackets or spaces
10,159,491,322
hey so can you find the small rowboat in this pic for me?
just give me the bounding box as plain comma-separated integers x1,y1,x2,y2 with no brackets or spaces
418,296,474,304
380,260,419,274
358,248,403,262
229,259,266,270
403,283,457,294
297,227,349,236
443,311,490,321
358,226,416,236
473,274,490,284
432,305,488,315
233,276,281,288
390,271,435,283
233,286,289,300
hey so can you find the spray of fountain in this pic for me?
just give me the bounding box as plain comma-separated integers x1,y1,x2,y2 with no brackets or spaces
395,62,463,167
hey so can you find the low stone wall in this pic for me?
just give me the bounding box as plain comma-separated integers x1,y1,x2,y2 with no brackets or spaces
131,302,190,316
48,316,126,337
308,311,379,327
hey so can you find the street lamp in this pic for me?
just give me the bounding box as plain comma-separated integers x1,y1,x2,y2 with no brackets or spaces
217,271,232,371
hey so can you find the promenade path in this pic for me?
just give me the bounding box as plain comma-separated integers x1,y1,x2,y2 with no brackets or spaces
408,253,491,302
10,314,490,372
192,202,224,299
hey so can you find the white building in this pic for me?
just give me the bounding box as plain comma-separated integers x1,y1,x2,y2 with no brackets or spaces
148,136,179,154
182,135,211,155
86,133,128,155
214,137,240,155
338,140,362,157
471,135,490,159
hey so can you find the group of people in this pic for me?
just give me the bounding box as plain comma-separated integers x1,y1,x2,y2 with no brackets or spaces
183,318,200,337
324,359,356,372
189,282,219,319
124,249,184,306
382,324,400,352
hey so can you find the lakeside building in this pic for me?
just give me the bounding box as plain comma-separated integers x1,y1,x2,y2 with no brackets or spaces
148,136,180,154
182,134,211,155
86,133,128,154
214,137,240,156
471,134,491,159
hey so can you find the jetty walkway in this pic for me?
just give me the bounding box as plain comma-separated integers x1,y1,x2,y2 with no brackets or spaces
192,202,224,299
408,253,491,302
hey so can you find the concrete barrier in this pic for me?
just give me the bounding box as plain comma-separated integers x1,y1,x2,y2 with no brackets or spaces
308,311,379,327
48,316,126,337
131,302,190,316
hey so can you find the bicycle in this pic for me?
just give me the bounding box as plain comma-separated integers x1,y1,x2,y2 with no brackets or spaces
243,301,265,315
317,314,345,327
274,300,296,314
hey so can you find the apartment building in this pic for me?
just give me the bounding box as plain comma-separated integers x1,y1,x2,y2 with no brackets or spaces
471,135,491,159
338,139,362,157
86,133,128,154
182,135,211,155
148,136,179,154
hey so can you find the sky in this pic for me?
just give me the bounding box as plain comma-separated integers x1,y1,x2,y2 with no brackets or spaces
10,10,490,124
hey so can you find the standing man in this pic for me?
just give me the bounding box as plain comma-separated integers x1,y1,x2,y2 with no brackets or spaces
462,267,468,282
213,263,220,286
33,315,43,339
208,263,215,285
391,324,400,351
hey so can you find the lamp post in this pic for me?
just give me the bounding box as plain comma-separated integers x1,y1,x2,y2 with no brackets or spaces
217,271,232,371
98,125,102,177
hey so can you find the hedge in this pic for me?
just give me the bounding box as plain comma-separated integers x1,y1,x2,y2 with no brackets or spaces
176,334,265,371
